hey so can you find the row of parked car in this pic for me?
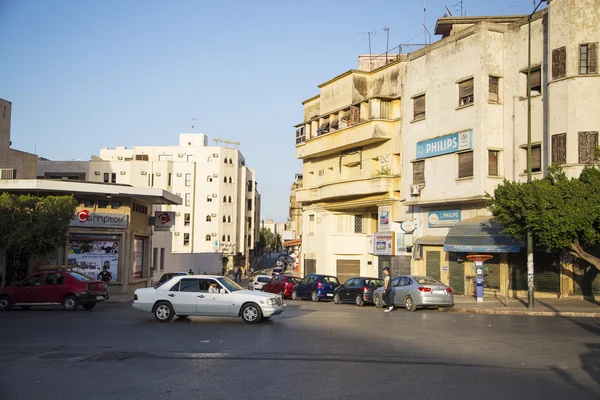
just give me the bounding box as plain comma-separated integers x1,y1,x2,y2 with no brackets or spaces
250,272,455,312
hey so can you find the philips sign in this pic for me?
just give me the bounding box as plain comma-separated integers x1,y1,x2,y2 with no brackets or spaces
70,210,129,229
416,130,472,159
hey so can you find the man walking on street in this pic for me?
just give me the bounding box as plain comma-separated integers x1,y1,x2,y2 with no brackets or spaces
382,267,394,312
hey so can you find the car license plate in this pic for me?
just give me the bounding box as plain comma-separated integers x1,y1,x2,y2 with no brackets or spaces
96,296,104,300
432,290,446,295
326,293,333,297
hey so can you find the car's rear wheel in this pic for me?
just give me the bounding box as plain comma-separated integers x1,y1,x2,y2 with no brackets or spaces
404,296,417,312
82,303,96,310
241,303,262,324
333,293,341,304
438,306,450,312
374,294,383,308
292,290,299,301
355,294,365,307
311,291,319,302
0,296,12,311
62,295,79,311
154,301,174,322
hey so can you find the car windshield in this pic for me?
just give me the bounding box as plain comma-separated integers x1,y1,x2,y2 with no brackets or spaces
365,279,384,287
68,272,91,281
257,277,270,283
415,277,443,285
216,276,243,292
322,276,339,284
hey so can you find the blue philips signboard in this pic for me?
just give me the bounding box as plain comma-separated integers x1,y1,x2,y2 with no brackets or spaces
428,210,461,228
416,130,472,159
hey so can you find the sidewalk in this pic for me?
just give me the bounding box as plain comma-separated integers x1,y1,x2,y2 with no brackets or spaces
451,295,600,318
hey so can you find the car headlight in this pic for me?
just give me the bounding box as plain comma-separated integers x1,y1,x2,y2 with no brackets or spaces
267,298,277,305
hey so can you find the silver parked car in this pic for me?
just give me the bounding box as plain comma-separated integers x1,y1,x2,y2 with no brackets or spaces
373,275,454,312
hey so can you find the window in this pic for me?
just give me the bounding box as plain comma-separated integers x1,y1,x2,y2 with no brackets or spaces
228,177,232,184
458,78,474,106
227,235,231,242
103,173,109,183
579,43,597,75
223,216,227,222
551,133,567,164
223,195,227,202
227,216,231,223
309,215,315,234
413,94,425,120
552,47,566,79
247,199,252,211
224,176,228,183
45,273,64,286
160,248,165,270
205,235,211,241
133,203,148,213
489,76,499,103
413,161,425,184
206,215,211,222
183,233,190,246
168,173,172,186
458,151,474,178
83,199,94,207
247,180,253,192
222,235,226,242
179,279,199,292
158,154,173,161
153,248,158,271
207,175,213,182
524,145,542,173
228,196,232,203
229,158,233,164
224,158,227,164
185,173,192,186
296,126,306,144
206,196,212,202
354,215,363,234
525,68,542,95
135,154,149,161
185,193,191,207
184,213,191,226
97,200,108,209
579,131,599,164
488,150,499,176
110,201,121,209
380,100,391,119
350,104,360,125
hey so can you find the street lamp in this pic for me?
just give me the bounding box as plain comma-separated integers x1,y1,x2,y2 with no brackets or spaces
526,0,547,309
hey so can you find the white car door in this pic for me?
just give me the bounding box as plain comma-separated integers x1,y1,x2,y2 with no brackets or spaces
168,278,201,315
199,279,231,316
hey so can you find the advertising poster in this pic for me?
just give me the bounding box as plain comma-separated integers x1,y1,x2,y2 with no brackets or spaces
373,232,395,256
68,234,120,280
378,206,392,232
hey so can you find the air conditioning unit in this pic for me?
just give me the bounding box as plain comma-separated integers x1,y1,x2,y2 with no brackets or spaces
117,156,123,160
176,173,182,177
94,171,100,176
213,153,219,157
141,171,147,175
213,173,218,178
178,153,184,158
174,232,180,236
120,171,126,175
410,185,422,196
212,193,217,197
156,172,161,177
211,213,217,217
175,192,181,196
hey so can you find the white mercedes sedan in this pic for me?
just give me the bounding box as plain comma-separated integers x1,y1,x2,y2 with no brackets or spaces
133,275,285,323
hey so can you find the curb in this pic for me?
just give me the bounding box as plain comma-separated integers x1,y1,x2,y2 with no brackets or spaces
450,307,600,318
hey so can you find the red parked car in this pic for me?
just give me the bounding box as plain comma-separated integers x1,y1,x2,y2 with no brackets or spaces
262,274,302,298
0,270,106,311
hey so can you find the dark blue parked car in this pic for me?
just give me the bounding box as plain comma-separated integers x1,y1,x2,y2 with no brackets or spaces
291,274,340,302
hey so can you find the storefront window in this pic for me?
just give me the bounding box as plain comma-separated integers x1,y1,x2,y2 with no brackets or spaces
133,237,145,279
68,234,120,281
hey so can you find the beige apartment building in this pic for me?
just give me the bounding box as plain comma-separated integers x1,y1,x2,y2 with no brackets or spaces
295,0,599,297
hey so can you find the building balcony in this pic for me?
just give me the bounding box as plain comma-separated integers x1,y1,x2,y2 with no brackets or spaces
296,175,396,203
296,120,395,160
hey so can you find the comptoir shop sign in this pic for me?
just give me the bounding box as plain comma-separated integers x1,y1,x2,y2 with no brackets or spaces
70,210,129,229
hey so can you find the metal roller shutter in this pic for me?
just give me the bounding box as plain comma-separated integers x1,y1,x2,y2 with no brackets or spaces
573,258,600,295
336,259,360,285
509,251,560,293
304,259,316,276
425,251,441,280
448,253,465,295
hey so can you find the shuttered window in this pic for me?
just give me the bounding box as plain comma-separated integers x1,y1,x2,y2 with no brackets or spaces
489,76,499,103
350,105,360,125
580,43,598,75
458,151,474,178
578,131,599,164
552,47,566,79
413,94,426,120
380,100,391,119
527,68,542,95
458,78,474,106
526,145,542,172
488,150,499,176
413,161,425,184
551,133,567,164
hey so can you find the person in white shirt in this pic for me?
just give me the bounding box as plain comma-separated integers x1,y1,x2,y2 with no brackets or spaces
209,283,220,293
382,267,394,312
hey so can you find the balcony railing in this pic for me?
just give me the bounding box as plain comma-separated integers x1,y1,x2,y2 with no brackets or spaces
296,175,396,203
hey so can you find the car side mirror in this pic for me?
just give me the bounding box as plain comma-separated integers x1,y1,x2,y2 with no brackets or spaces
219,289,225,294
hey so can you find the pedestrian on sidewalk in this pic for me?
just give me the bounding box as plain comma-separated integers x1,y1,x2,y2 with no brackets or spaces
382,267,394,312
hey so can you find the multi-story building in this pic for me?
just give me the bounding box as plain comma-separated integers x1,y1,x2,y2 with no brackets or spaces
0,98,37,179
38,133,261,275
295,56,406,284
288,174,303,240
295,0,599,297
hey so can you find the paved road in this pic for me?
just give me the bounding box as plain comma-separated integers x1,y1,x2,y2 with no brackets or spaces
1,299,599,400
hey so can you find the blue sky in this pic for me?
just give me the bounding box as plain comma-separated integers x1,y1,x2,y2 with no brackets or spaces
0,0,539,221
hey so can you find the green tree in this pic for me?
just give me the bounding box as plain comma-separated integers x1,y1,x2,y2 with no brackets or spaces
487,165,600,276
0,193,78,259
259,227,275,249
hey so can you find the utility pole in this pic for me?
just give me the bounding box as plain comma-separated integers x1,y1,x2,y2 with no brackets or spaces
526,0,547,309
384,27,390,61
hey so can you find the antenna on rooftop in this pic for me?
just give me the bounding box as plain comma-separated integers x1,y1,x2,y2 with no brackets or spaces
383,27,390,61
453,0,464,17
444,5,453,17
356,31,377,69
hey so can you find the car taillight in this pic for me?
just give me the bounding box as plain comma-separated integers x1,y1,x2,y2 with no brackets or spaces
363,287,369,293
134,294,138,301
317,282,323,289
446,287,453,293
418,287,432,292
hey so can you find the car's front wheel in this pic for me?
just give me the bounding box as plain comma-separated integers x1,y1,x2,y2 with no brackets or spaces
241,303,262,324
374,294,383,308
333,293,341,304
82,303,96,310
62,295,79,311
311,291,319,302
405,296,417,312
355,294,365,307
0,296,12,311
154,301,174,322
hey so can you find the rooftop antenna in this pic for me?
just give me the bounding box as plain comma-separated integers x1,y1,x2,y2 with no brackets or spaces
383,27,390,61
356,31,377,70
444,5,453,17
423,0,427,44
453,0,464,16
189,117,196,130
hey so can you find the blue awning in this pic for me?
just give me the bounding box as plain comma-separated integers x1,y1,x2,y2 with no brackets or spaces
443,216,523,253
